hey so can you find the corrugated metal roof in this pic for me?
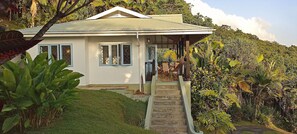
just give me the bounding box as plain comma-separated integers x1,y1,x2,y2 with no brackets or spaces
20,17,213,36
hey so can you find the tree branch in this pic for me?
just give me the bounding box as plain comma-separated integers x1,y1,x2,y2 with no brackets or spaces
64,0,93,17
64,0,80,15
31,0,94,40
60,0,70,13
56,0,64,14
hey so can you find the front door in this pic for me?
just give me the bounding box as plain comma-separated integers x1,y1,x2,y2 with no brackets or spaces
145,45,157,81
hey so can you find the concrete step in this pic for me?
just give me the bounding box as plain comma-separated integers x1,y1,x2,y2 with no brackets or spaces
156,85,179,90
154,100,182,105
152,112,186,119
151,125,188,134
154,95,181,100
151,118,187,126
151,83,188,134
153,106,184,112
156,89,181,96
154,99,182,103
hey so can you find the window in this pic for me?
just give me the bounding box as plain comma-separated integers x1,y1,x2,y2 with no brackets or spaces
101,46,109,65
61,45,72,65
99,44,132,66
39,44,72,66
122,45,131,65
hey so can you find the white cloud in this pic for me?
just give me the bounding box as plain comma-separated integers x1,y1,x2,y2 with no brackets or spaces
185,0,276,41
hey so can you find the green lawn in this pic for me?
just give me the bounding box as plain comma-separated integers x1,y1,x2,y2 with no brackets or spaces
234,121,289,134
29,90,156,134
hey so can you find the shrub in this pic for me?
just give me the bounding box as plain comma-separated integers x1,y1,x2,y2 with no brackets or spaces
227,104,243,122
194,110,235,133
0,53,83,133
241,103,255,121
191,42,239,133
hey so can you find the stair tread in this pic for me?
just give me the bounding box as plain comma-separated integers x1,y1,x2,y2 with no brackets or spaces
151,125,187,128
154,100,182,103
150,83,188,134
152,112,184,115
155,96,181,98
151,119,185,121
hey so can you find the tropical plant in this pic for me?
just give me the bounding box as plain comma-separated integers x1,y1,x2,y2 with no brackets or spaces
163,49,177,62
194,110,235,133
191,40,239,133
0,53,83,133
250,61,285,119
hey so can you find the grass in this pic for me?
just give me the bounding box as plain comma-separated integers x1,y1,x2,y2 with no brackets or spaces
28,90,155,134
234,121,265,127
234,121,291,134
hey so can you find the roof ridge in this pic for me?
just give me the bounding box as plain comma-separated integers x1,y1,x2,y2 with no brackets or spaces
87,6,150,20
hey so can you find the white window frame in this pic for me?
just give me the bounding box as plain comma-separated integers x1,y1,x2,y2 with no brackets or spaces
99,43,132,66
38,44,73,66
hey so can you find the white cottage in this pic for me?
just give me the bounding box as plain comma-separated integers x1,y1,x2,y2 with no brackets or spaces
21,6,212,90
20,7,213,133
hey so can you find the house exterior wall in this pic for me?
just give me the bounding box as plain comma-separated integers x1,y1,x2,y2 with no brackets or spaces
27,36,147,86
27,37,88,85
87,36,146,85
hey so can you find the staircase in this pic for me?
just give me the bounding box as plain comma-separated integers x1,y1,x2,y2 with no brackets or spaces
150,82,188,134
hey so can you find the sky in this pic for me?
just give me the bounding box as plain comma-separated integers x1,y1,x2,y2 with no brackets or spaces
184,0,297,46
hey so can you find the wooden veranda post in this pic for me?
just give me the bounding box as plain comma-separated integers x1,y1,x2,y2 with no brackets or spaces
185,35,190,80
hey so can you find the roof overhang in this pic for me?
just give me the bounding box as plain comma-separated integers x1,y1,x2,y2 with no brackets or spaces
23,30,213,37
23,30,214,44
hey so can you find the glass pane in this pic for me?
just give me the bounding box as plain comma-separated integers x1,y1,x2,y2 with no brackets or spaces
51,46,58,60
61,45,72,65
123,45,131,64
148,46,155,60
40,46,48,53
112,45,118,65
101,46,109,65
118,44,121,64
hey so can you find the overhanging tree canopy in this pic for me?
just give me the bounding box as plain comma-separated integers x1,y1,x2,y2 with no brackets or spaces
0,31,41,64
0,0,94,64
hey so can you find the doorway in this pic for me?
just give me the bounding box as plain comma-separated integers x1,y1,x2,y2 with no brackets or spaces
157,48,180,82
145,45,158,81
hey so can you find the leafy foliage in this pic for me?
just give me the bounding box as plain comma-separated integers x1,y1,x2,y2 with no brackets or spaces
163,49,177,62
0,53,83,133
194,14,297,133
195,110,235,134
191,41,239,133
